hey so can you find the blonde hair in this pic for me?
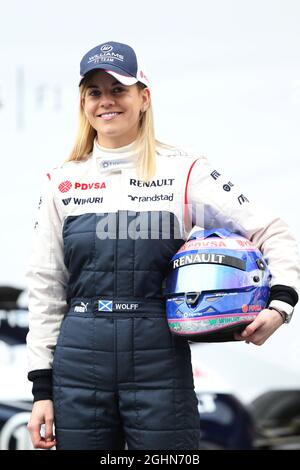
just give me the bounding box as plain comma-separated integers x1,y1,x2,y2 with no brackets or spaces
66,75,174,181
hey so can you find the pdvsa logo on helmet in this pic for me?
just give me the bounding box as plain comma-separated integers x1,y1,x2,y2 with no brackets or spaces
242,304,261,313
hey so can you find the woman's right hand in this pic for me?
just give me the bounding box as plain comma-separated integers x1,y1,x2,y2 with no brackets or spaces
27,399,57,449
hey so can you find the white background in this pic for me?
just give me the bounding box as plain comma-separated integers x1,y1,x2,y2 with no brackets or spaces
0,0,300,400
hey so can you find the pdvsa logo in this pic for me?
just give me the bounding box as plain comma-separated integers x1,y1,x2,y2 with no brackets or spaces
75,182,106,190
242,304,261,313
58,180,72,193
58,181,107,192
101,44,113,52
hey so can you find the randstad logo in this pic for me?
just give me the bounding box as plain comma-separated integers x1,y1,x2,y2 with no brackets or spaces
101,45,113,52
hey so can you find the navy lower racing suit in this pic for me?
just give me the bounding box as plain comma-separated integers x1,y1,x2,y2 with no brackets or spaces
26,138,300,450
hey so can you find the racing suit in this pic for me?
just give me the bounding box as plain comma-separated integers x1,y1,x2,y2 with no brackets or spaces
26,138,300,450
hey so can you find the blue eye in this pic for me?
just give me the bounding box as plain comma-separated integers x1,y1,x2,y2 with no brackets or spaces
88,89,99,96
87,87,124,96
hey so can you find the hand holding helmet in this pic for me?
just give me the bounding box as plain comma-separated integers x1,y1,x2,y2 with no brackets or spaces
234,307,285,345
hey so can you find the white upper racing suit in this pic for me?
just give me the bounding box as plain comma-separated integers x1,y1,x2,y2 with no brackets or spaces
25,138,300,449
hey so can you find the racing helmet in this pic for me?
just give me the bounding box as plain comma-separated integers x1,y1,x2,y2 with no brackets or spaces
164,228,271,342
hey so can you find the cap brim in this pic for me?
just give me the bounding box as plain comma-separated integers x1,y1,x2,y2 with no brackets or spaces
79,64,138,87
104,70,138,86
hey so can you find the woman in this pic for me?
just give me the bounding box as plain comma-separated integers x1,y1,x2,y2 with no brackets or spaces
26,41,300,450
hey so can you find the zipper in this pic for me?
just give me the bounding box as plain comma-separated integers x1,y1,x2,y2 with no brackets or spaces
114,210,119,297
114,210,119,389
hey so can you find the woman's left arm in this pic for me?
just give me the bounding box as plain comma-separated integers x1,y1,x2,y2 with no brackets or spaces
186,155,300,344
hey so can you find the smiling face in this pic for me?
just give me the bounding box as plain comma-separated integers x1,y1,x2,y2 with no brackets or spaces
82,70,151,148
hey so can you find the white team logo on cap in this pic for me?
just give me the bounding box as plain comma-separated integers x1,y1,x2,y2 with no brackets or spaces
101,44,113,52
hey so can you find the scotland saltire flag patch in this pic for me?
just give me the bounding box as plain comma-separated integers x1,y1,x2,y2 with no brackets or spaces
98,300,113,312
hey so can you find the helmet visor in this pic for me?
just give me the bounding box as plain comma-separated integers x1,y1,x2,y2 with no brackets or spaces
165,263,262,295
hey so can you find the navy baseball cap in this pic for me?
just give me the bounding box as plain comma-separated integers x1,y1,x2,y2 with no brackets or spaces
79,41,150,88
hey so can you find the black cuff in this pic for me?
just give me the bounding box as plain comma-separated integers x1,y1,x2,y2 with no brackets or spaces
267,284,299,307
28,369,53,403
